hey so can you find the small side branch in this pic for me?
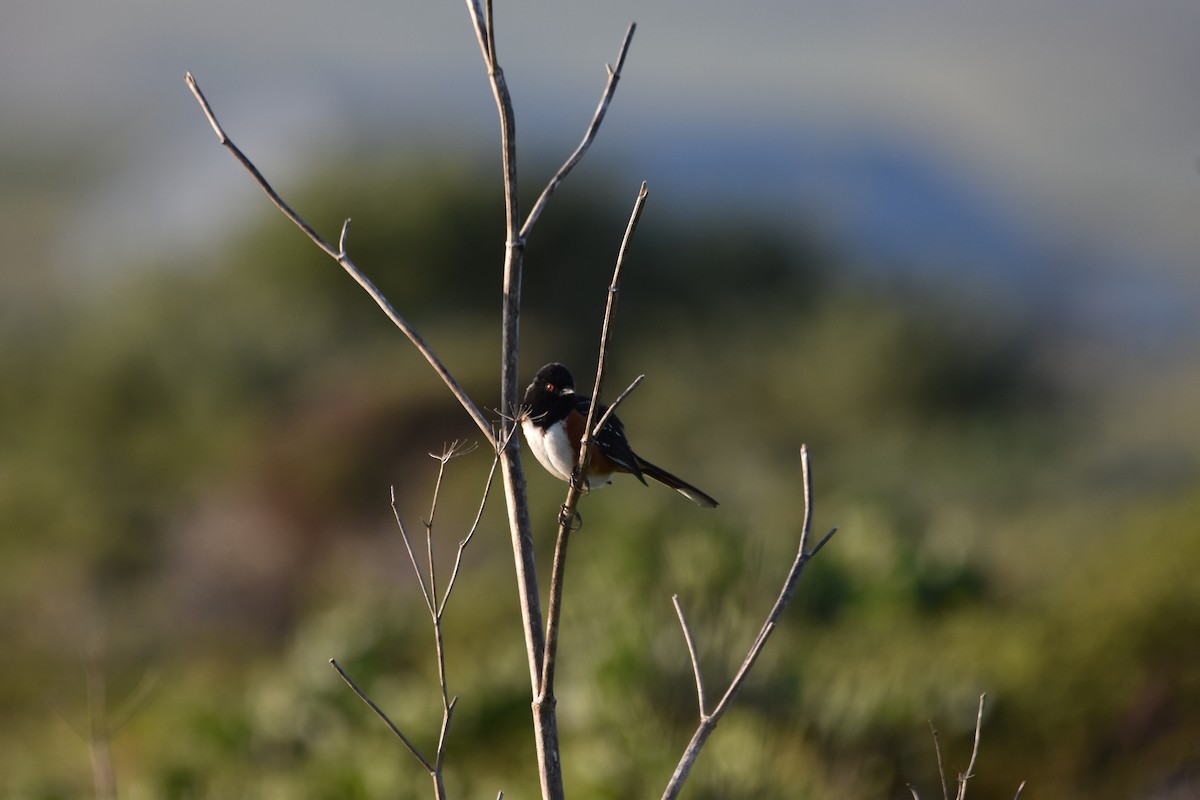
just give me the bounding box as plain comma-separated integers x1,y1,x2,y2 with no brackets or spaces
440,425,519,617
330,658,435,774
520,24,637,239
662,445,838,800
672,595,707,719
915,693,1023,800
183,72,492,442
334,442,504,799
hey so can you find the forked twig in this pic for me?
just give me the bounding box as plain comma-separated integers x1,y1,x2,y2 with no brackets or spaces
183,72,492,442
915,694,1023,800
662,445,838,800
440,425,519,617
335,440,508,799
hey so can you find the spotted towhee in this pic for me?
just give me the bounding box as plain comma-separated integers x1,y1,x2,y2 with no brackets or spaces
521,362,718,508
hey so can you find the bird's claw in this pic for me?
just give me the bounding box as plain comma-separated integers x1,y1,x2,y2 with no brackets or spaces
558,504,583,531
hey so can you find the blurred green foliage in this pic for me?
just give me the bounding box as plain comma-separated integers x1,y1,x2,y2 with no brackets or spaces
2,162,1198,799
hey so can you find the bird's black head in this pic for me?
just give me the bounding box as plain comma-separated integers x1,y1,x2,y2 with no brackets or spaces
522,363,577,423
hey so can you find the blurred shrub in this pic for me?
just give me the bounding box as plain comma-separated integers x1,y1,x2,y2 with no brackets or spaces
1,160,1196,799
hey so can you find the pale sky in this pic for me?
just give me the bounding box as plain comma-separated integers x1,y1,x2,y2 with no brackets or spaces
3,0,1198,332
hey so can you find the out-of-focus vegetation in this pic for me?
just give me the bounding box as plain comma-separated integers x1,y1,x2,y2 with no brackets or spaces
2,161,1198,800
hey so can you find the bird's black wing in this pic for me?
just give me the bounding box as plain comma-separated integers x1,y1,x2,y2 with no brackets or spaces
573,395,646,483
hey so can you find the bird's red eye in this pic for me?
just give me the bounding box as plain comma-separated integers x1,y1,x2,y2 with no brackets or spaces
545,383,555,392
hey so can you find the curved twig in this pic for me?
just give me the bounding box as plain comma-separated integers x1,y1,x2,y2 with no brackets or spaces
672,595,707,719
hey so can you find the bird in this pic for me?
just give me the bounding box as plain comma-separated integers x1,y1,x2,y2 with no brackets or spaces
520,362,718,508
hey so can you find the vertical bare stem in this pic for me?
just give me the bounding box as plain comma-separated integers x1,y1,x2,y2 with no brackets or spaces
956,693,987,800
540,183,649,702
462,4,637,797
462,2,557,795
930,720,950,800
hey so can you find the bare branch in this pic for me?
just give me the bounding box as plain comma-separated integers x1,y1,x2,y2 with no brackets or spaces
1013,780,1027,799
908,787,923,800
462,0,489,63
425,443,472,624
460,9,638,798
930,720,950,800
392,486,435,616
589,374,644,440
463,0,550,762
672,595,707,719
662,446,838,800
183,72,493,441
956,693,987,800
373,445,499,798
439,425,519,618
520,24,638,239
540,182,649,700
330,658,435,774
435,695,459,773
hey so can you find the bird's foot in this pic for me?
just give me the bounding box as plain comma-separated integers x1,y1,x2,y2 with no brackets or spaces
558,504,583,531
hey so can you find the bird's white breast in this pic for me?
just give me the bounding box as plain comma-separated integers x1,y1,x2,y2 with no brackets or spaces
522,418,577,483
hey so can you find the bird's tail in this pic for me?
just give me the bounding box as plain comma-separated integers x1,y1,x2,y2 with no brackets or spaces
636,457,719,508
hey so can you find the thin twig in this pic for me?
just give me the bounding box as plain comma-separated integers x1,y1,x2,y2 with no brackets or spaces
435,695,459,773
540,182,649,700
380,445,496,798
930,720,950,800
184,72,492,441
956,693,987,800
672,595,707,719
589,374,644,440
520,24,637,240
908,787,923,800
1013,780,1027,799
330,658,435,774
439,425,519,617
392,486,435,615
662,446,838,800
425,443,471,625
